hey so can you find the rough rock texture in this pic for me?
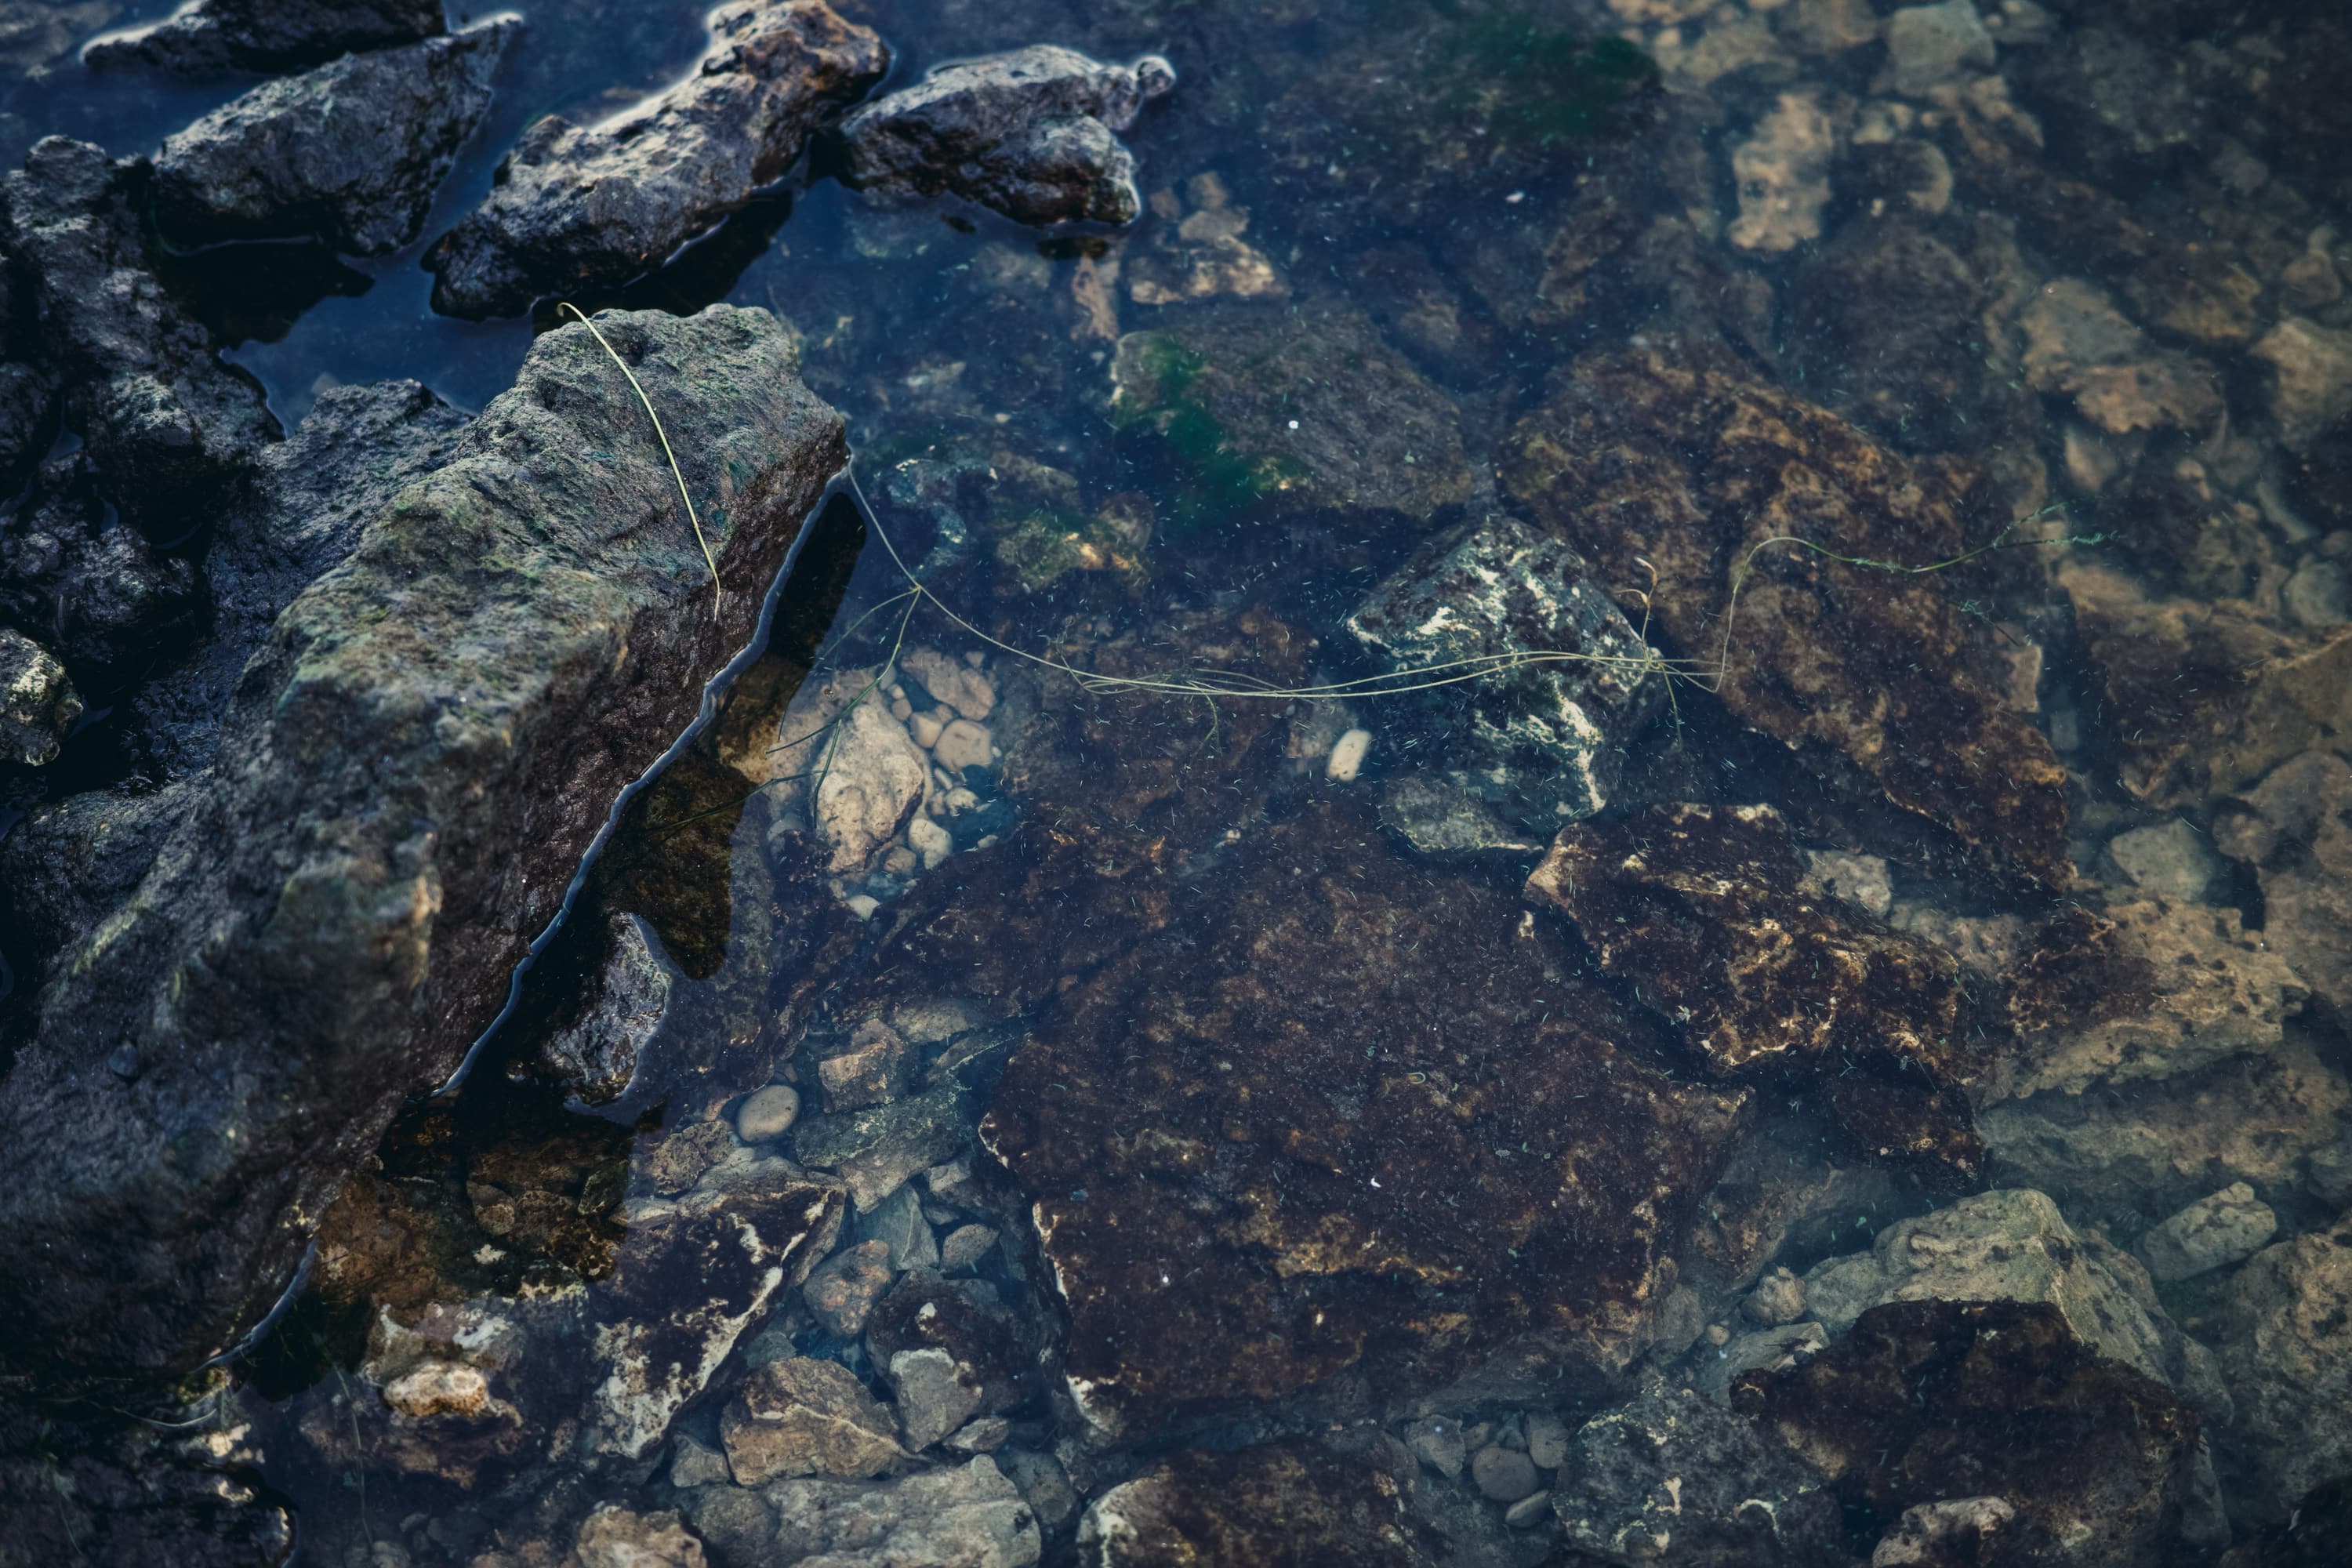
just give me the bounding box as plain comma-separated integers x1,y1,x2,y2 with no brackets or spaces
0,624,82,764
1108,307,1469,535
2136,1183,2276,1284
2020,278,2223,436
720,1355,903,1483
2211,1214,2352,1523
1341,514,1661,825
0,306,847,1386
1797,1190,2229,1421
1528,802,1985,1181
1077,1441,1426,1568
0,450,199,694
1502,342,2068,887
575,1505,706,1568
2213,751,2352,1019
0,137,279,535
753,1455,1040,1567
84,0,445,73
1551,1383,1849,1564
425,0,887,318
151,23,517,256
838,45,1174,227
1736,1299,2204,1568
539,913,675,1103
866,1273,1029,1451
757,666,930,876
980,800,1748,1439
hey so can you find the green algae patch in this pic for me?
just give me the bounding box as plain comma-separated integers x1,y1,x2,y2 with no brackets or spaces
1436,10,1657,150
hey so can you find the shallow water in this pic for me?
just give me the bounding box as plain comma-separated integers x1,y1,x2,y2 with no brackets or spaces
7,0,2352,1563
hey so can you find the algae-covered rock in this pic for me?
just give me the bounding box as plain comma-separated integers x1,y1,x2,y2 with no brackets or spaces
1530,802,1985,1182
426,0,887,318
0,305,847,1386
981,799,1748,1439
1503,342,2067,888
151,22,517,256
1109,305,1468,537
838,45,1174,227
1343,514,1661,826
1078,1441,1427,1568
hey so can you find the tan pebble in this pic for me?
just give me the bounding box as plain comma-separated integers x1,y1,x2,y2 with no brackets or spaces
383,1362,488,1419
933,720,993,772
909,713,944,749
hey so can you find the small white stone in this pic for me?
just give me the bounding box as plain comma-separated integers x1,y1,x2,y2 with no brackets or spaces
844,894,880,920
933,719,993,773
909,713,945,749
889,697,913,720
1326,728,1374,782
943,787,979,815
736,1084,802,1142
882,846,918,877
908,815,953,869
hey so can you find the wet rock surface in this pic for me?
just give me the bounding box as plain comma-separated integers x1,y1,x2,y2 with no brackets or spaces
0,306,845,1385
1501,342,2070,888
425,0,887,318
2211,1213,2352,1523
151,23,516,256
84,0,445,73
1078,1440,1426,1568
838,45,1174,227
1736,1298,2205,1568
1528,802,1984,1181
980,798,1748,1438
0,136,279,533
2213,750,2352,1020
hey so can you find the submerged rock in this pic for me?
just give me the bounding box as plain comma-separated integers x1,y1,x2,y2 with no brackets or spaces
1528,802,1985,1181
84,0,445,73
0,306,847,1386
425,0,887,317
1077,1441,1426,1568
1342,514,1661,826
0,136,279,535
703,1455,1042,1567
151,22,517,256
720,1354,902,1483
540,913,677,1104
1501,342,2069,888
1736,1298,2205,1568
838,45,1174,227
2136,1183,2277,1284
2211,1214,2352,1523
980,800,1748,1439
2213,750,2352,1020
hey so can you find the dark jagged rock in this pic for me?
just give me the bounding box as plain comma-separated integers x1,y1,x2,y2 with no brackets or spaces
837,45,1174,227
1788,220,1986,452
1077,1440,1431,1568
979,799,1748,1440
1342,514,1662,826
866,1272,1033,1450
0,625,79,764
1501,342,2070,889
424,0,887,318
151,22,517,256
1108,306,1469,538
0,137,279,536
1552,1384,1850,1566
0,450,198,691
0,1409,293,1568
1734,1298,2204,1568
1527,802,1985,1183
0,358,48,488
82,0,444,74
0,305,846,1388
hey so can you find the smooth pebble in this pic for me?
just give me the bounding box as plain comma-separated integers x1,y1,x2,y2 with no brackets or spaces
1326,727,1374,782
737,1084,801,1142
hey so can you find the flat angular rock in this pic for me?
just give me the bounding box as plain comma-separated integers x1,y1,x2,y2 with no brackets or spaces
2212,1216,2352,1522
1342,515,1661,825
838,45,1174,227
981,800,1748,1439
539,913,676,1104
866,1274,1028,1450
760,1457,1041,1567
720,1355,902,1483
2214,750,2352,1019
1078,1442,1426,1568
2136,1182,2276,1283
425,0,887,318
1735,1299,2202,1568
1502,343,2070,887
1528,802,1984,1181
0,137,279,534
1552,1384,1847,1565
0,306,847,1386
84,0,445,73
151,23,516,256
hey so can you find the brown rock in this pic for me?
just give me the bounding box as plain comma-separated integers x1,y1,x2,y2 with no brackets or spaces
2213,750,2352,1019
981,800,1747,1439
720,1356,904,1483
2212,1216,2352,1523
1077,1441,1428,1568
819,1018,913,1112
1501,342,2070,887
1528,802,1984,1182
803,1240,893,1337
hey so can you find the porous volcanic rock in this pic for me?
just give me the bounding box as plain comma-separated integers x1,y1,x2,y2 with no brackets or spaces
1501,342,2069,887
979,798,1748,1440
0,305,847,1387
838,45,1174,227
83,0,445,73
425,0,887,318
1077,1440,1428,1568
1342,514,1662,826
151,23,517,256
0,136,279,535
1735,1299,2205,1568
1527,802,1985,1181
